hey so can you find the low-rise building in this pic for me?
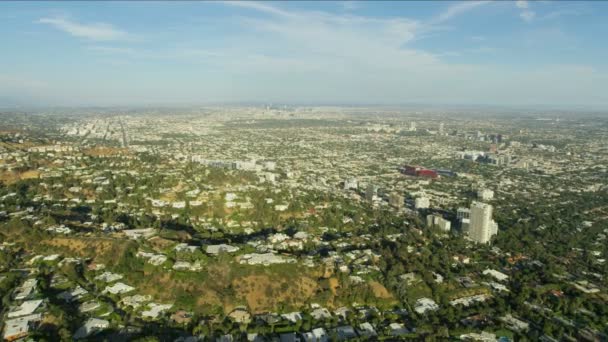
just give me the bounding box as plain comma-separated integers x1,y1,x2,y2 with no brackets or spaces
74,318,110,340
57,286,88,302
13,279,37,301
123,228,156,240
95,272,123,283
103,282,135,295
3,313,43,341
450,294,490,307
483,269,509,282
414,297,439,314
357,322,377,338
79,301,101,313
302,328,328,342
239,253,296,266
205,244,240,255
335,325,357,340
141,303,173,319
8,300,44,318
500,314,529,332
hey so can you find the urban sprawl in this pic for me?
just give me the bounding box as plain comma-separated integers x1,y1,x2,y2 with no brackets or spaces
0,107,607,341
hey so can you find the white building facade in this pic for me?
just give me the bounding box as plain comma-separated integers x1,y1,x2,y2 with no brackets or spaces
468,201,498,244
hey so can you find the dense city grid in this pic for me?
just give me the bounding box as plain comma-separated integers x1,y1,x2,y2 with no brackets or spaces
0,107,607,341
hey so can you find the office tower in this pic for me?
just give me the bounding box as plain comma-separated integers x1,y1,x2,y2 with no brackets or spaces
389,192,403,209
344,178,358,190
457,207,471,233
365,184,376,202
426,214,451,232
469,201,498,244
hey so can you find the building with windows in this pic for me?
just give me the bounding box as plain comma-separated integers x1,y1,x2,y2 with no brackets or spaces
457,207,471,233
365,184,377,202
468,201,498,244
426,214,451,232
343,178,358,190
409,121,417,131
400,165,438,179
389,192,403,209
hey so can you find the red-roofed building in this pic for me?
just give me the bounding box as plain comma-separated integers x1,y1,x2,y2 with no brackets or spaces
400,165,438,179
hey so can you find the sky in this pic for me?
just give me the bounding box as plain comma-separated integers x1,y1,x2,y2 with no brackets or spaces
1,1,607,108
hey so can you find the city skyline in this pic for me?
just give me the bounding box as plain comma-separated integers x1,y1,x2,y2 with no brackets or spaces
1,1,608,108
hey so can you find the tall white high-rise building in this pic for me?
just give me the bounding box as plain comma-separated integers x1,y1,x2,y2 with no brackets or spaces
468,201,498,244
439,122,444,134
365,184,377,202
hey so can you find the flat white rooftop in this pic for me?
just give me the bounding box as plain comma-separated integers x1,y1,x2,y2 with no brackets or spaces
8,299,43,318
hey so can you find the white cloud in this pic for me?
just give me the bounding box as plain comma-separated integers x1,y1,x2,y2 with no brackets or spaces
14,1,606,108
515,0,529,9
182,1,604,107
520,10,536,22
541,8,584,20
221,1,292,17
515,1,535,22
87,46,135,54
231,9,430,75
433,1,490,23
38,17,127,41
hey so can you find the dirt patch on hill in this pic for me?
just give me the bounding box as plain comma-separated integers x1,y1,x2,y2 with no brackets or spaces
369,281,394,299
196,289,224,309
41,313,61,326
148,236,176,252
41,237,130,265
21,170,40,180
232,274,318,314
328,277,340,295
0,170,40,184
133,270,224,313
158,182,187,202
